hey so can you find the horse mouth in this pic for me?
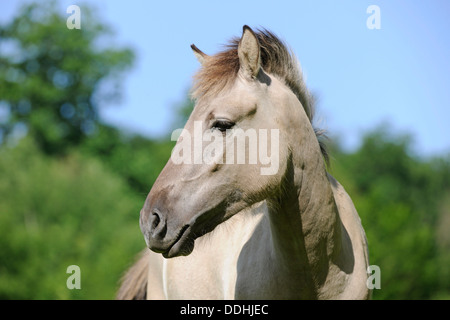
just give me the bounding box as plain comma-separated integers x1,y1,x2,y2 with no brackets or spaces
162,224,194,258
154,201,228,258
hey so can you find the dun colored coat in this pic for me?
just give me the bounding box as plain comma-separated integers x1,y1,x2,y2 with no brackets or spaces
117,26,370,300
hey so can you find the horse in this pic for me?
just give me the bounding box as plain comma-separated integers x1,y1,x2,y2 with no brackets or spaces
117,26,370,300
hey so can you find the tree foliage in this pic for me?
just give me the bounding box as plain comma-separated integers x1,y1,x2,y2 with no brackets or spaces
0,1,134,154
0,137,143,299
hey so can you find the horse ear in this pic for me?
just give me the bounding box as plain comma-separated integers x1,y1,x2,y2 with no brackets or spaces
238,25,261,79
191,44,208,65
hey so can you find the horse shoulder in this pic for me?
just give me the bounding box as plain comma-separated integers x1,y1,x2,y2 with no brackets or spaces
327,173,371,300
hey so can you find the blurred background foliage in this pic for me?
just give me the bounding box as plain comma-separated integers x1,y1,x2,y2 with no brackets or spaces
0,2,449,299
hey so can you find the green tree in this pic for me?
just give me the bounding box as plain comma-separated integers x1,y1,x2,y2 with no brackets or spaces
0,1,143,300
80,124,175,194
0,137,143,299
0,1,134,154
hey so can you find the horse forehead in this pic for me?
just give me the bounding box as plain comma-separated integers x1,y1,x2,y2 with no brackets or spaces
196,82,261,115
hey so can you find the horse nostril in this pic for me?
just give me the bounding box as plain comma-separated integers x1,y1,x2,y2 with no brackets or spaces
149,209,167,239
151,212,161,230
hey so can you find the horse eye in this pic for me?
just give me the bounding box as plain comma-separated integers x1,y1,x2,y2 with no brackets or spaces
212,119,235,132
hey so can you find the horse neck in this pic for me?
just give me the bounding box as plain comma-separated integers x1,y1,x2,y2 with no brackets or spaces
266,132,344,298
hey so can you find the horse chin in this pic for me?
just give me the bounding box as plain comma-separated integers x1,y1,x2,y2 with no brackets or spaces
162,211,225,258
161,225,195,258
160,200,231,258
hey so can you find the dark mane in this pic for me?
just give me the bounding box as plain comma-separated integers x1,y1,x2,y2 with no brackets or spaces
192,28,329,164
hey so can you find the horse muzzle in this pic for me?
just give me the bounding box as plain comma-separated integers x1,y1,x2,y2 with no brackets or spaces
140,207,195,258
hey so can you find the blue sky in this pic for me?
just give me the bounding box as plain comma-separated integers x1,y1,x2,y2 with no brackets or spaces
1,0,449,156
